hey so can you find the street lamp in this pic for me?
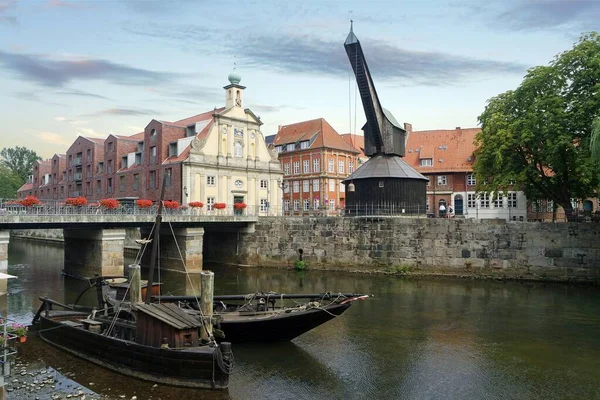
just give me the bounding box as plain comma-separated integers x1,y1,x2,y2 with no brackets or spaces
277,179,286,216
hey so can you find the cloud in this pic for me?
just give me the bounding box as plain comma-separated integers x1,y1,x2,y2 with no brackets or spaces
235,34,526,86
248,104,304,113
54,89,110,100
54,116,66,121
475,0,600,32
77,127,104,137
0,50,179,88
84,107,157,117
35,131,73,146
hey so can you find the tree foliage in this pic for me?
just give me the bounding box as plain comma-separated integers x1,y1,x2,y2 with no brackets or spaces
0,146,41,182
475,32,600,218
592,117,600,164
0,165,23,199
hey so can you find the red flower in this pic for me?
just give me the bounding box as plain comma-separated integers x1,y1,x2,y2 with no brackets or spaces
189,201,204,208
136,199,153,208
163,200,180,209
99,198,120,209
65,197,87,206
234,202,247,210
213,202,226,210
20,196,41,207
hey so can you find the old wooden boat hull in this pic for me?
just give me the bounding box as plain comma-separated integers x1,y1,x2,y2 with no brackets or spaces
38,310,231,389
217,302,352,343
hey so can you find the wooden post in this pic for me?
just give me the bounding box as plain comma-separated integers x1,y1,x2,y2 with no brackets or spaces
200,270,214,341
128,264,142,304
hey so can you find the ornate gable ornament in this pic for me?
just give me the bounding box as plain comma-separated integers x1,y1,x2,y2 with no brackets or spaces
190,135,209,155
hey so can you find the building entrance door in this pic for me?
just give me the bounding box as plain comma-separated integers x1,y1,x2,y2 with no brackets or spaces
234,196,245,216
454,195,464,215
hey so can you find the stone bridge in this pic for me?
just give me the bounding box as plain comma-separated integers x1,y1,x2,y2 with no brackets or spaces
0,212,257,278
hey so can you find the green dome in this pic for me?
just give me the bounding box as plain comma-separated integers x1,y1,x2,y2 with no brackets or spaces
228,71,241,85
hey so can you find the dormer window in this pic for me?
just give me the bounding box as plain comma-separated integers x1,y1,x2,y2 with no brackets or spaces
420,158,433,167
150,129,157,138
286,143,295,152
275,145,283,153
168,142,177,157
186,126,195,137
300,141,309,150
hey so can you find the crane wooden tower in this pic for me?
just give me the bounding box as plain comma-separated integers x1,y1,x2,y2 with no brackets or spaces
342,22,427,216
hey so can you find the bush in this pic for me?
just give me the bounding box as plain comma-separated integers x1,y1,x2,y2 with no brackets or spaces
295,260,307,270
189,201,204,208
136,199,153,208
99,198,120,209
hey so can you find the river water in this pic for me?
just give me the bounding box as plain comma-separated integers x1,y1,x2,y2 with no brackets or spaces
5,239,600,400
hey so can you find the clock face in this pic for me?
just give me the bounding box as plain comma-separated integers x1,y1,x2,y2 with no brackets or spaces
235,180,243,188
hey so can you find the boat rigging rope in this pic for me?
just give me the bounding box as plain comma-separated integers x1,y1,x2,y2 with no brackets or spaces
166,221,214,343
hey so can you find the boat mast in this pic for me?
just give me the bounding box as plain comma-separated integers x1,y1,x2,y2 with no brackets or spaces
145,175,167,305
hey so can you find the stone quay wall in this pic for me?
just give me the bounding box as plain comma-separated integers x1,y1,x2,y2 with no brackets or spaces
208,217,600,282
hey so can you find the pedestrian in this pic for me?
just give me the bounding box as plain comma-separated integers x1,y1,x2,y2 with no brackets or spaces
439,203,446,218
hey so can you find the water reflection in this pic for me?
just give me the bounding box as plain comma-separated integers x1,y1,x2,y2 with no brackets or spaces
6,239,600,400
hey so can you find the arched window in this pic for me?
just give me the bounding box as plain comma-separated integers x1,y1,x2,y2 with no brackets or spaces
234,141,243,158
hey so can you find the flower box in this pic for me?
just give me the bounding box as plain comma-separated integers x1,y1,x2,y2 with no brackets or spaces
99,198,120,210
189,201,204,208
213,203,226,210
136,199,153,208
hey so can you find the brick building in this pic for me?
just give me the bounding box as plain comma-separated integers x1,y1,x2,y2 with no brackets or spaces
17,73,283,212
272,118,360,214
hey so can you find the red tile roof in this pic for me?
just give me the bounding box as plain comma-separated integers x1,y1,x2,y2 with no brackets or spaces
340,134,365,157
171,108,225,127
17,183,33,192
404,127,480,173
87,137,106,144
274,118,359,153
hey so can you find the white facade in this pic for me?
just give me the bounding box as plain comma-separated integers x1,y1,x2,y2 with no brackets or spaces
458,191,528,221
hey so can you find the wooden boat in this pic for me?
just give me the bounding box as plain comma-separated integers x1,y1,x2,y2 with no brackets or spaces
32,180,233,389
155,292,370,343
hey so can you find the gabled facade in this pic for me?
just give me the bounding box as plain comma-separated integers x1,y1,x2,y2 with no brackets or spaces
273,118,360,214
64,136,105,199
403,127,527,220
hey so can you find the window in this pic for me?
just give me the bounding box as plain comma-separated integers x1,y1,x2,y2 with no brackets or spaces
303,160,310,174
135,153,143,165
97,162,104,174
86,165,91,178
107,142,114,152
313,179,319,192
467,193,477,208
169,143,177,157
437,175,447,185
300,141,309,150
96,180,101,194
293,199,299,211
260,179,268,189
260,199,268,212
149,170,156,189
151,146,157,164
284,182,290,193
293,181,299,193
479,193,490,208
349,161,354,174
467,174,476,186
150,128,156,137
494,195,503,208
207,197,215,211
107,160,113,174
304,199,310,211
329,179,335,191
420,158,433,167
121,156,127,169
293,161,300,174
329,200,335,211
207,176,215,186
546,199,554,212
328,159,334,172
379,181,384,188
508,192,517,208
133,174,139,191
303,180,309,192
234,141,243,158
165,168,172,187
286,143,295,152
313,198,320,210
340,182,345,192
86,149,91,161
276,146,283,153
284,200,290,211
284,163,290,175
338,160,345,174
313,159,320,173
119,175,125,192
532,200,542,212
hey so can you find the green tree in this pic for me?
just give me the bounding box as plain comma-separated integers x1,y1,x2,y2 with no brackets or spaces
0,165,23,199
0,146,41,182
592,117,600,163
475,32,600,220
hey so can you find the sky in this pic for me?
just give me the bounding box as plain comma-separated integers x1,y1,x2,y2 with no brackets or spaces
0,0,599,159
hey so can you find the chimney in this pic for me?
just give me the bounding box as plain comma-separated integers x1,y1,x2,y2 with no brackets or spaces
403,122,413,133
455,126,461,130
278,125,282,132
